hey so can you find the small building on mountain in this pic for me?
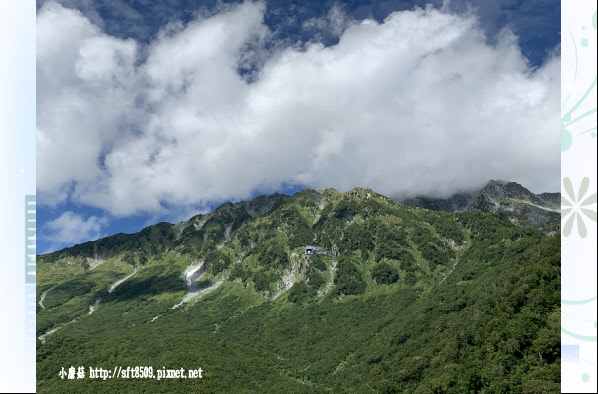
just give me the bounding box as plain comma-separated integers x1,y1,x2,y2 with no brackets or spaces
305,246,328,255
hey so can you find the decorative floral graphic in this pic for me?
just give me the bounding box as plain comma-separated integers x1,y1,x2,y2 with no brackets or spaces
561,11,597,152
561,7,597,392
562,177,597,238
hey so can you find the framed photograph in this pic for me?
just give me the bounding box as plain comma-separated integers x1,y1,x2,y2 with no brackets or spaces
1,1,595,392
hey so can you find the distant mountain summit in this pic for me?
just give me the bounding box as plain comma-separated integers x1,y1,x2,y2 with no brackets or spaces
401,180,560,232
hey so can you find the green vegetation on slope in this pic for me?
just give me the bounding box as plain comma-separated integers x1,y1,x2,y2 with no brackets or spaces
36,187,560,393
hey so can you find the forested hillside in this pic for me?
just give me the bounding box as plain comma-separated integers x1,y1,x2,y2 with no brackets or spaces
37,187,560,393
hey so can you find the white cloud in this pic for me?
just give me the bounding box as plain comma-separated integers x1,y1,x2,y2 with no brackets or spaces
42,211,108,251
37,1,139,206
37,1,560,216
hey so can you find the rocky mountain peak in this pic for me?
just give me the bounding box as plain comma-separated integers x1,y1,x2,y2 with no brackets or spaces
401,180,560,232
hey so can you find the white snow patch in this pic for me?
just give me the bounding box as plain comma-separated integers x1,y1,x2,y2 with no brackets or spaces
38,285,56,310
87,256,105,270
38,315,80,344
172,277,227,309
108,269,137,293
38,326,62,344
88,298,101,315
181,261,205,289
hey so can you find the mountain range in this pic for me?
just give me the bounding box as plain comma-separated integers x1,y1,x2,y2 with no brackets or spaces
401,179,560,232
36,181,561,393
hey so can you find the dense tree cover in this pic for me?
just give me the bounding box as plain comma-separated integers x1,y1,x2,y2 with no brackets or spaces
334,256,366,295
375,225,410,261
229,264,251,283
360,198,389,219
419,241,455,267
333,198,361,221
397,249,418,271
341,222,376,254
371,262,399,285
287,281,311,303
252,271,280,292
204,250,231,275
286,261,327,304
249,238,290,270
333,235,561,393
434,214,466,244
273,207,313,249
309,255,327,272
410,226,435,247
313,216,344,252
37,188,560,393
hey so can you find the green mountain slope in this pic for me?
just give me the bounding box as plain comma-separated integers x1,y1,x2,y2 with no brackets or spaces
36,187,560,393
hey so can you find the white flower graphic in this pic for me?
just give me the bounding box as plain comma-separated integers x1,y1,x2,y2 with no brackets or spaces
561,177,597,238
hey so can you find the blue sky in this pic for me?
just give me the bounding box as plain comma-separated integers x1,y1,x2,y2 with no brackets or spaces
36,0,560,66
36,0,561,253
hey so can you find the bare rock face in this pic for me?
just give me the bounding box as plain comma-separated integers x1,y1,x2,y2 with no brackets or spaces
401,180,560,232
